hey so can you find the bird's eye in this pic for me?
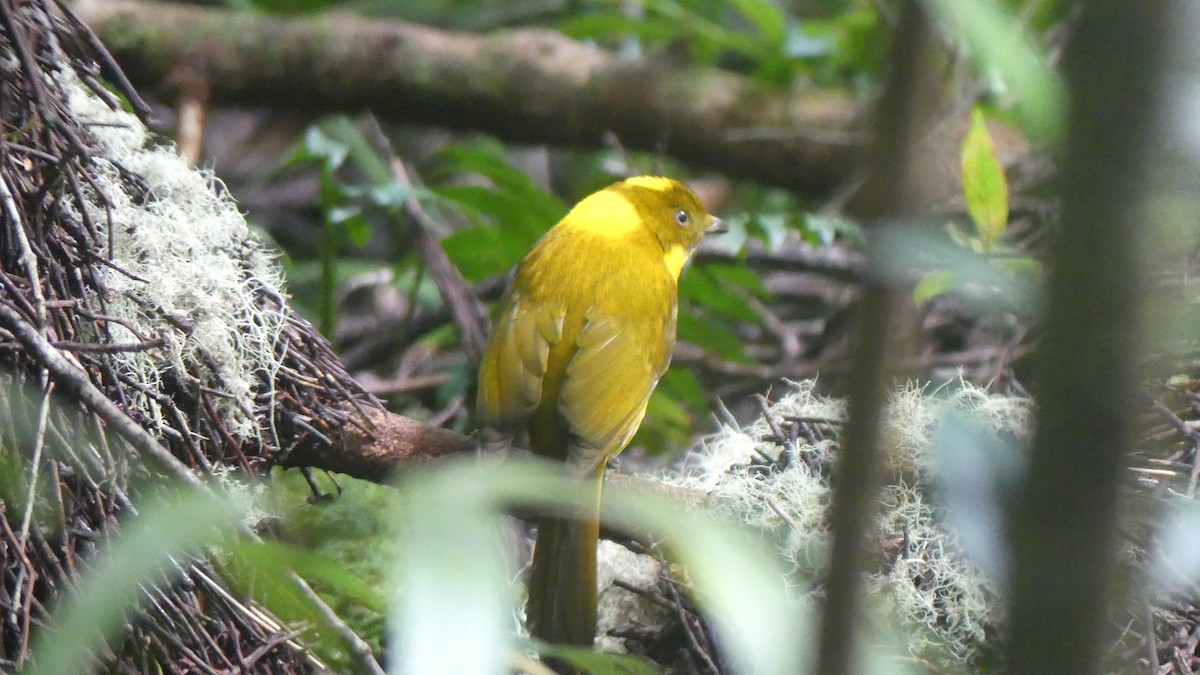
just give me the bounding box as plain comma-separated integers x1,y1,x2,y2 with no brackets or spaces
674,209,690,226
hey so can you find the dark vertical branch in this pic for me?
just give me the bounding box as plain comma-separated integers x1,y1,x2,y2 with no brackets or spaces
815,3,942,674
1006,2,1174,673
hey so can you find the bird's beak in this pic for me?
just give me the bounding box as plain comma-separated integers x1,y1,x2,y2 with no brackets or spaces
706,216,728,236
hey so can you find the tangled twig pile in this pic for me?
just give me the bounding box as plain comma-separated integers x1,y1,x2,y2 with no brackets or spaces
0,2,387,670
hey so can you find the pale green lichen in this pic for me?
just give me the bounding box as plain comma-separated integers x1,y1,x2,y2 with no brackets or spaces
623,378,1032,667
57,71,287,443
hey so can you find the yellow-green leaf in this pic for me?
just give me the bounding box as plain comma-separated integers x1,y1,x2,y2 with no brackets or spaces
961,108,1009,252
913,270,959,304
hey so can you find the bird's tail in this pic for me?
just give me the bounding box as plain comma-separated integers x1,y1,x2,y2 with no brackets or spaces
526,464,604,648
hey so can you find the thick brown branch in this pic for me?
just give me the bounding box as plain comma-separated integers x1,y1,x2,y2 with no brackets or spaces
74,0,860,199
277,406,477,483
276,406,711,509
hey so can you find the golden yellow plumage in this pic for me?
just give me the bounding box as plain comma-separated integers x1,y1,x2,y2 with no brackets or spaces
477,176,722,648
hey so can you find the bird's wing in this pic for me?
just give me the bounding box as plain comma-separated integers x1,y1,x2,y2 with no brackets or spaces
477,290,564,428
558,312,669,469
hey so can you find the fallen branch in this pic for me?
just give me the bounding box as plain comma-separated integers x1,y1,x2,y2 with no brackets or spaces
75,0,861,199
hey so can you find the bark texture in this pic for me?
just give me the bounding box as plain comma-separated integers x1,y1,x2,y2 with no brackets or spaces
76,0,863,199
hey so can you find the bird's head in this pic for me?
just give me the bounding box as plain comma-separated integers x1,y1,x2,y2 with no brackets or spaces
562,176,725,279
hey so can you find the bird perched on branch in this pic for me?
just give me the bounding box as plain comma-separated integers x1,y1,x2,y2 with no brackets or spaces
477,176,725,649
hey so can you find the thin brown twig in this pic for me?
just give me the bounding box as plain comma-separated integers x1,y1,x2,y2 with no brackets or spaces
755,393,796,468
52,0,153,120
1152,398,1200,497
51,337,165,353
382,146,489,364
0,172,46,326
665,580,721,674
0,301,203,488
290,574,385,675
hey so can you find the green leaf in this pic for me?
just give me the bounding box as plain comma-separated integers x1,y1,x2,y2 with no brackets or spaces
803,212,864,246
629,388,693,454
659,367,708,412
961,107,1008,252
782,25,834,59
729,0,787,45
248,0,339,14
913,270,960,304
328,206,373,248
632,366,708,454
441,224,530,281
994,255,1042,281
677,311,749,362
534,642,658,674
751,213,791,251
637,0,765,60
679,266,761,324
301,124,349,171
391,473,514,675
705,262,770,300
313,116,393,186
367,183,437,210
232,540,386,613
993,255,1044,315
557,13,683,47
430,143,565,225
923,0,1065,142
434,184,540,235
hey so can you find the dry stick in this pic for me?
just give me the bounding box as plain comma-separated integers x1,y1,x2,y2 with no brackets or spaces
814,4,940,675
189,566,294,645
1,512,38,668
53,0,154,120
290,573,384,675
0,302,386,675
11,375,53,622
0,301,204,488
387,153,489,365
174,87,206,168
8,374,51,664
0,0,51,125
0,173,47,327
755,393,797,468
1151,398,1200,497
748,296,802,360
52,337,166,353
666,580,722,674
16,377,52,548
1006,3,1175,672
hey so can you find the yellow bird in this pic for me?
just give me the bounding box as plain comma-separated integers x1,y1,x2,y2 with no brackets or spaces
477,176,724,648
